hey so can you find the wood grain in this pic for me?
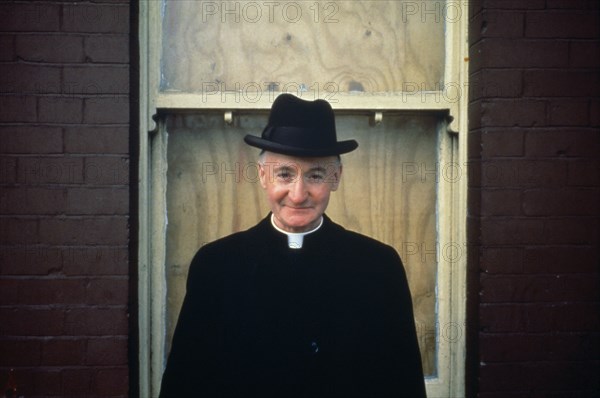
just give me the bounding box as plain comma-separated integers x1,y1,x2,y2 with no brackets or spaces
162,1,445,93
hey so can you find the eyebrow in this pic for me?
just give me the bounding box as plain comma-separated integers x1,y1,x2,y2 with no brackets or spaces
273,165,328,173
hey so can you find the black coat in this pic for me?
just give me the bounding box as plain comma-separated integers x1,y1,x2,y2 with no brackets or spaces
160,214,426,398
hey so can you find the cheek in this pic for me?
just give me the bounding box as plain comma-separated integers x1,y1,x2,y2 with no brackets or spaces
313,187,333,206
265,184,286,204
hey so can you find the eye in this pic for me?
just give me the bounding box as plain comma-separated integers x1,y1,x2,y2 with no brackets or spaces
276,171,294,182
307,172,325,183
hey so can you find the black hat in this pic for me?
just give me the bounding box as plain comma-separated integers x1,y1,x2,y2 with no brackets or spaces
244,94,358,157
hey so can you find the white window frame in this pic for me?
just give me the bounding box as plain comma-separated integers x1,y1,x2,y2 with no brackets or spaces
138,1,469,396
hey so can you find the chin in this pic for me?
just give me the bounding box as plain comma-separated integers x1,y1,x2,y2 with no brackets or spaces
278,214,316,231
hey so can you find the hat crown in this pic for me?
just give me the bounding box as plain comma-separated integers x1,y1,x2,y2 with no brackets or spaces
244,94,358,157
265,95,336,139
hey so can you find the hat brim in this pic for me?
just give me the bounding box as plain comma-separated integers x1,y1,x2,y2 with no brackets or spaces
244,135,358,157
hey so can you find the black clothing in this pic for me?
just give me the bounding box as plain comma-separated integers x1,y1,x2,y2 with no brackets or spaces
160,215,426,398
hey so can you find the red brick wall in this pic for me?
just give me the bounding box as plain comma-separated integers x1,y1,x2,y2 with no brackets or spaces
469,1,600,397
0,1,131,396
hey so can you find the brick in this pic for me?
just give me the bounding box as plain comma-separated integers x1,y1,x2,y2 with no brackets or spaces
86,338,128,365
38,97,83,124
485,0,545,9
481,160,567,188
0,279,18,305
23,368,62,396
548,101,590,126
525,129,600,157
38,216,129,245
522,188,599,216
84,35,129,63
479,10,524,38
63,66,129,95
482,100,546,127
0,218,38,244
0,246,63,275
0,246,127,277
480,332,600,362
61,369,93,396
480,247,524,274
544,218,599,245
17,156,84,184
481,189,522,216
64,308,128,335
552,303,600,332
570,41,600,68
0,3,60,32
15,278,86,305
66,187,128,215
524,246,598,274
470,70,522,101
15,34,84,63
62,246,128,276
469,0,483,19
0,339,42,366
480,303,554,333
468,187,481,217
0,186,67,215
62,4,129,34
546,0,594,8
524,71,599,97
41,338,86,365
83,97,129,124
0,63,63,94
64,126,129,154
93,367,129,396
0,126,63,154
0,96,37,123
481,218,545,245
0,308,65,336
0,157,17,183
85,277,129,305
479,303,600,333
481,274,599,303
472,39,568,69
0,35,14,61
590,100,600,126
480,361,600,392
567,159,600,186
526,11,600,38
83,156,129,185
481,129,524,157
469,100,483,130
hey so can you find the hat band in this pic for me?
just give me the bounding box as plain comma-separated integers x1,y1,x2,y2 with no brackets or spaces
264,126,335,149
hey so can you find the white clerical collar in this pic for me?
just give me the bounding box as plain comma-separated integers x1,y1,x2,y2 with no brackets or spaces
270,214,323,249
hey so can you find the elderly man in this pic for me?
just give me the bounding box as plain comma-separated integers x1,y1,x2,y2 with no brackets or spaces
159,94,426,398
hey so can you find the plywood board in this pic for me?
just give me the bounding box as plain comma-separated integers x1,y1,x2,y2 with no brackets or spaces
162,1,445,93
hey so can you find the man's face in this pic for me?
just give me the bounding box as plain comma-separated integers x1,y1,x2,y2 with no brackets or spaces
258,151,342,233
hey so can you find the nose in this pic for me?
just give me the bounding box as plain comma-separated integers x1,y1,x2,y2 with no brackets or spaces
288,176,309,204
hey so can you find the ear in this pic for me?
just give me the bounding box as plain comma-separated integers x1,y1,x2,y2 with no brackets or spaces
330,164,342,191
258,162,268,189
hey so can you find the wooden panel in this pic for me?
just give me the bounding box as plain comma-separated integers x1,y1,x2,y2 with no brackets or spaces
161,1,445,93
165,112,438,375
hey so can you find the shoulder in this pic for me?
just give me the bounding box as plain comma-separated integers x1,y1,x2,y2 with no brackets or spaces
187,220,267,276
326,218,399,257
200,217,270,253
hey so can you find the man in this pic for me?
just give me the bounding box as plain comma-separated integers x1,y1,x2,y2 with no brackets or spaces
159,94,426,397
